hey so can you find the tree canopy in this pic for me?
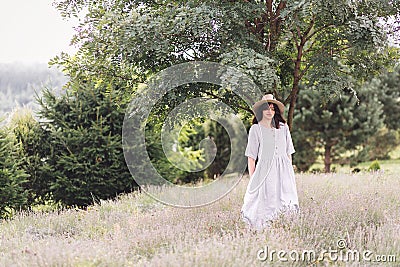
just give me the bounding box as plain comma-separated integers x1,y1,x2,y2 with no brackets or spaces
52,0,400,129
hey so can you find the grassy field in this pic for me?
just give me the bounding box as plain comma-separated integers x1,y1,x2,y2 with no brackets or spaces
309,158,400,175
1,171,399,266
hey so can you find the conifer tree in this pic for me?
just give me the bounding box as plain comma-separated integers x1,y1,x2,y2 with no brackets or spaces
10,108,51,205
293,87,384,172
0,125,28,217
37,83,136,207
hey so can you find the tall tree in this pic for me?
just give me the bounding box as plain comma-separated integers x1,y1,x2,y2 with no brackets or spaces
293,86,384,173
352,65,400,161
36,82,137,207
372,65,400,130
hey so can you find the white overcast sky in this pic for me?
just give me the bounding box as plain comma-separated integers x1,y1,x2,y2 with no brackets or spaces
0,0,78,64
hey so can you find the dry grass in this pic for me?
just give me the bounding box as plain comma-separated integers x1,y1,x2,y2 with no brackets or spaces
1,172,399,266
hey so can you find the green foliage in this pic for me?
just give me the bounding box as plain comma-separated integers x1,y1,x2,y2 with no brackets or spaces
293,85,384,172
348,66,400,163
279,0,399,106
146,121,206,185
203,120,231,179
0,125,29,218
202,117,248,179
357,128,400,162
370,65,400,130
9,108,52,205
291,129,319,172
293,63,400,171
36,82,136,207
219,48,279,91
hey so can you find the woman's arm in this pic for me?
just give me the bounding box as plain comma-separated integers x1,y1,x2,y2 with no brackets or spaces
248,157,256,177
287,154,292,163
245,125,259,177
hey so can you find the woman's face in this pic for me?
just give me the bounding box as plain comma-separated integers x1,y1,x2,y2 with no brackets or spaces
262,103,275,120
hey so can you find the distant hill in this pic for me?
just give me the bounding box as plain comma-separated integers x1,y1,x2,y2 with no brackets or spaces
0,62,67,120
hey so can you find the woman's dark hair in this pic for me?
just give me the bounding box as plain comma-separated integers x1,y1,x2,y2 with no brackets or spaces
252,102,286,129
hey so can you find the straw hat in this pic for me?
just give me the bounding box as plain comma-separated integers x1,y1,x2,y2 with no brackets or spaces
252,94,285,114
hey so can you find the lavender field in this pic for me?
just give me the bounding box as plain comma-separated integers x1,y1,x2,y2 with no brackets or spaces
1,171,399,266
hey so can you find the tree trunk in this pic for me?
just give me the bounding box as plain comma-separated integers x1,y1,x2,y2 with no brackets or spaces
287,79,299,131
324,143,332,173
287,42,303,131
286,19,314,131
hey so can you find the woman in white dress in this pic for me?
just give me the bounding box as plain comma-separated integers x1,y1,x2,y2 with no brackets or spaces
241,94,299,230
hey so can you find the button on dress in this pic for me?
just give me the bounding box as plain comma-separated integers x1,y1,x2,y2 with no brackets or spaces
241,122,299,229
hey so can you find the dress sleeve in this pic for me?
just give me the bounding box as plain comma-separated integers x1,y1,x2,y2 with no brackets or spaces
285,124,296,155
245,125,259,160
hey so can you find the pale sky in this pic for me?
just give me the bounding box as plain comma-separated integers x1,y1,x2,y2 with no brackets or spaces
0,0,78,64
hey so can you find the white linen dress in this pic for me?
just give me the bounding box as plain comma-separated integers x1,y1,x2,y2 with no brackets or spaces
241,122,299,229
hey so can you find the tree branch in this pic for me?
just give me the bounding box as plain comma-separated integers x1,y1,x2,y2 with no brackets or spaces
302,17,315,43
290,29,300,49
203,91,252,113
304,39,318,54
332,45,352,55
299,62,312,80
305,24,336,42
294,16,302,42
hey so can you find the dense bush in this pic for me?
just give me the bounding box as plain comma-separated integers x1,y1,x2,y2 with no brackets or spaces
355,128,399,163
145,121,205,185
0,125,29,218
10,108,52,205
36,83,137,207
291,129,319,172
8,83,217,208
